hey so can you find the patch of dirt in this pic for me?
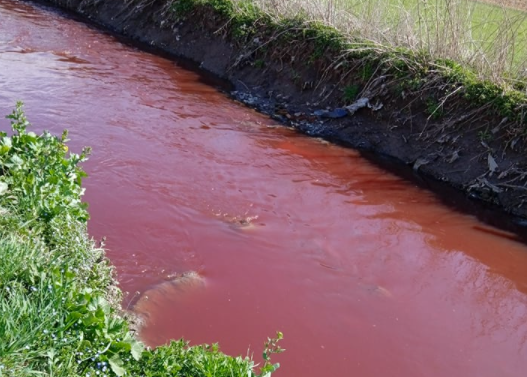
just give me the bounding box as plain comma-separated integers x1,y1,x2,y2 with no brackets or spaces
35,0,527,237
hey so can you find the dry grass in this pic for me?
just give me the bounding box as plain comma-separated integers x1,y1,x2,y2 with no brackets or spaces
479,0,527,12
235,0,527,85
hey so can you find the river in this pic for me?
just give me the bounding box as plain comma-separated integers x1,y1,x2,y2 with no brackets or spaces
1,1,527,376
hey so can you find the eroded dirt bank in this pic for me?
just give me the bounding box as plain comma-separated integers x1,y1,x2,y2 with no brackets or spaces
31,0,527,230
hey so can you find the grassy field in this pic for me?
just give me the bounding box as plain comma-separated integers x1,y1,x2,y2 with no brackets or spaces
246,0,527,83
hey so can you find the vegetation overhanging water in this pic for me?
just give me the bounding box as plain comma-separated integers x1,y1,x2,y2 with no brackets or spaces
0,102,283,376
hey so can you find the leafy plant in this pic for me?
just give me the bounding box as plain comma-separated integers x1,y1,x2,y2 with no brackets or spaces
478,129,493,142
254,59,265,68
343,84,360,102
259,331,285,377
0,102,90,237
360,62,374,81
425,97,444,119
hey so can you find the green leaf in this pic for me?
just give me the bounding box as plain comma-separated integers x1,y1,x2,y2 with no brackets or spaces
0,181,8,195
109,355,126,377
131,341,144,361
1,136,12,147
0,145,10,154
113,341,132,352
9,154,23,167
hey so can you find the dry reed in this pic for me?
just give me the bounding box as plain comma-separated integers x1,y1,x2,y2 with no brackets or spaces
233,0,527,84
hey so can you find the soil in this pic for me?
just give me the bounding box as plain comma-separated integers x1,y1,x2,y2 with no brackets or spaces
30,0,527,237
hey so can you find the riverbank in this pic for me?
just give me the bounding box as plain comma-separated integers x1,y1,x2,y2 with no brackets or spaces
0,103,279,376
31,0,527,229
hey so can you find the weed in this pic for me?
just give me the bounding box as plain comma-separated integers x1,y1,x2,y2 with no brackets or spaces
254,59,265,68
478,129,493,141
425,97,444,119
343,84,360,102
260,331,285,377
403,76,425,92
360,62,374,81
171,0,196,16
303,21,347,59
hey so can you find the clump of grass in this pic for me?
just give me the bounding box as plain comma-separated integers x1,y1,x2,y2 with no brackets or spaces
0,103,283,377
425,97,445,119
343,84,360,102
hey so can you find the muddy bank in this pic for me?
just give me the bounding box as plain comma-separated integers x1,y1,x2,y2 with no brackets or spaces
29,0,527,231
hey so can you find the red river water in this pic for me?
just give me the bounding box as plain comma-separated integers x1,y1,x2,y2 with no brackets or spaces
2,1,527,376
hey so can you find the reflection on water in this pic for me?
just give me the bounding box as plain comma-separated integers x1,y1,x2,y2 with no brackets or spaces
1,1,527,377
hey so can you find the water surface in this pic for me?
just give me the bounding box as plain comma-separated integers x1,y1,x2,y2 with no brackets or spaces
1,1,527,376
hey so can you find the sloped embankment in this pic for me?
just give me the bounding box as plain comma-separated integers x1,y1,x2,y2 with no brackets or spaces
37,0,527,227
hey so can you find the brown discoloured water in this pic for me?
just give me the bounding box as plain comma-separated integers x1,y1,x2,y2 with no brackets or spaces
2,1,527,377
132,271,205,322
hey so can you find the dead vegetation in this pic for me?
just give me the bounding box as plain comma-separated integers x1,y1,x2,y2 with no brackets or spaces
240,0,527,84
479,0,527,12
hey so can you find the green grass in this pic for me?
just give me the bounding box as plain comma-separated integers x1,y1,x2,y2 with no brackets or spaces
236,0,527,82
351,0,527,77
0,103,283,377
351,0,527,74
